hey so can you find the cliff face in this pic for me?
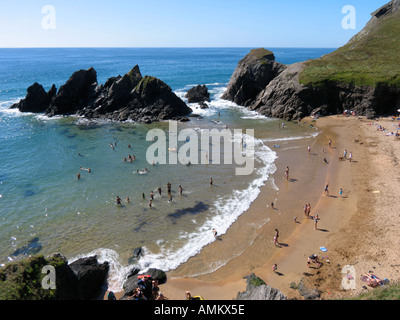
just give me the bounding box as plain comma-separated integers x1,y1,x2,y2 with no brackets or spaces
221,48,286,107
222,0,400,120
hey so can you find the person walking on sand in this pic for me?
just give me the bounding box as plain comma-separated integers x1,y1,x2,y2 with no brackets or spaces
339,188,343,197
307,145,311,153
284,166,289,180
271,201,274,209
272,264,278,273
349,152,352,162
324,184,329,196
274,229,279,246
328,139,332,148
314,214,319,230
344,149,347,159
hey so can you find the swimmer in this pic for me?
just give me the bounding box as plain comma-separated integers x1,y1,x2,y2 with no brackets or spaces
149,199,152,208
212,228,218,238
116,196,121,205
126,196,130,203
77,173,81,180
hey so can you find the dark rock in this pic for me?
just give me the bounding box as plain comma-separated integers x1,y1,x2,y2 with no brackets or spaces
185,84,210,103
10,83,53,113
250,62,400,120
10,64,193,123
133,247,143,258
46,67,97,116
236,273,287,300
68,255,109,300
221,48,286,107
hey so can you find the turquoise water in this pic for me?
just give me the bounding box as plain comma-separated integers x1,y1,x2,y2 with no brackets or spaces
0,48,332,290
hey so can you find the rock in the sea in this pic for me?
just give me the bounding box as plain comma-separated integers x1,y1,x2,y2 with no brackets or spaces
185,84,210,103
12,65,192,123
10,237,42,257
10,82,56,113
221,48,286,107
46,67,97,116
236,273,287,300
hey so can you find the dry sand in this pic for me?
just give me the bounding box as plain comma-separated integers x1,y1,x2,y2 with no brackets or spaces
135,115,400,300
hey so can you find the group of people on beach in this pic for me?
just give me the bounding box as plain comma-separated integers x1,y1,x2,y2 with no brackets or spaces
271,135,352,275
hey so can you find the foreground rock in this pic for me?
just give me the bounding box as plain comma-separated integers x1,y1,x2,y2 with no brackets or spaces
11,65,192,123
236,274,287,300
0,253,109,300
122,268,167,300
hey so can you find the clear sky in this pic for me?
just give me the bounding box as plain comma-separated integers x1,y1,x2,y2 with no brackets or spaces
0,0,389,48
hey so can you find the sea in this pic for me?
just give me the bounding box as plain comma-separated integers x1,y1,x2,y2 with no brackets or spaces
0,47,333,291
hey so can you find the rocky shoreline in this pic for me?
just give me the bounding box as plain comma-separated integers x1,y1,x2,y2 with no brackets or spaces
221,48,400,121
11,65,193,124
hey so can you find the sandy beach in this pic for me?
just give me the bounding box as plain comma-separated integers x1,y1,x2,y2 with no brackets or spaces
158,115,400,300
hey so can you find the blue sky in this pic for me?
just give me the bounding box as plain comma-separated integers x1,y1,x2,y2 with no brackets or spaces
0,0,389,48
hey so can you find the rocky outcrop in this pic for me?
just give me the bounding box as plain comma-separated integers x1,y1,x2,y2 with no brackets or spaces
11,65,192,123
248,62,399,120
236,274,287,300
221,48,286,107
47,67,98,116
185,84,210,103
222,2,400,120
10,83,56,113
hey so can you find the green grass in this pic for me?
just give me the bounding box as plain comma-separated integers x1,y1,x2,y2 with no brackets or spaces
299,12,400,87
0,255,65,300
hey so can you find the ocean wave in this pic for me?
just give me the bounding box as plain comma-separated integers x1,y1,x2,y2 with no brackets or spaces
263,132,321,142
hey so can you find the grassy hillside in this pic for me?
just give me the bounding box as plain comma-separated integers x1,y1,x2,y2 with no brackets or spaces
299,10,400,87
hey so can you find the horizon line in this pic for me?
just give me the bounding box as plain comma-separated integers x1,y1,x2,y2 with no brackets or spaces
0,46,338,49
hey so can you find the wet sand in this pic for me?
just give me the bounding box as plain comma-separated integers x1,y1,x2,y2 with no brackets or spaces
157,115,400,300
